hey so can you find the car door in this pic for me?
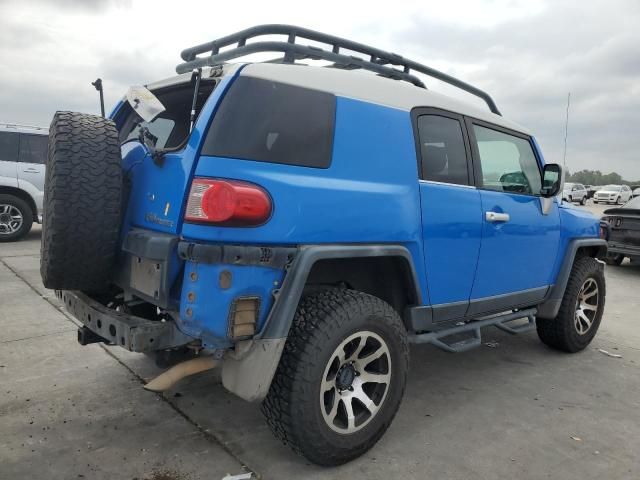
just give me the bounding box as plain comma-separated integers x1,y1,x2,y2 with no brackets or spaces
415,109,483,321
466,119,561,315
17,133,47,213
0,131,19,187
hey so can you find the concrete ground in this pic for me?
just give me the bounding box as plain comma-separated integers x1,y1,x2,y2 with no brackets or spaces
1,202,639,480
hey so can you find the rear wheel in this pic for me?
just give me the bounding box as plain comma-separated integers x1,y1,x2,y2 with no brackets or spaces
40,111,122,291
0,194,33,242
537,256,605,353
262,289,409,466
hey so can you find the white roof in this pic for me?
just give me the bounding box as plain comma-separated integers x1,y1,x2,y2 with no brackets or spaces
241,63,529,134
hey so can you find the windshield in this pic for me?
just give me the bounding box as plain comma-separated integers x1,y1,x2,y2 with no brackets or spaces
600,185,620,191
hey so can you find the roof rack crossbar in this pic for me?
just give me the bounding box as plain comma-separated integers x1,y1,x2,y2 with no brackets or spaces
177,25,501,115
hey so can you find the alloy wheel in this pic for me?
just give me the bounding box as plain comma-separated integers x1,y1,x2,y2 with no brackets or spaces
320,331,391,434
0,204,23,236
574,278,599,335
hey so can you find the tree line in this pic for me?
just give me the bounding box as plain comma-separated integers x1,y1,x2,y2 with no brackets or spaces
566,169,640,187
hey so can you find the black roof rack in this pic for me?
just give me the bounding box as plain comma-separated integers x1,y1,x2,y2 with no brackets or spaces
177,24,501,116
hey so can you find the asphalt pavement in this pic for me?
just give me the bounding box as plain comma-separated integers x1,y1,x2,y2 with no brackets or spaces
1,202,639,479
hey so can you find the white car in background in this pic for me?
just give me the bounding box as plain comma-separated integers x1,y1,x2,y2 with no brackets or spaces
562,182,588,205
633,187,640,198
0,123,48,242
593,184,633,205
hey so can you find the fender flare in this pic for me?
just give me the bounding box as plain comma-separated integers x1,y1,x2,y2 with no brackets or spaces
221,244,422,402
536,238,607,319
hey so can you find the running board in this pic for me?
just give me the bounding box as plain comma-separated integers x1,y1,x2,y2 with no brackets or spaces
408,308,537,353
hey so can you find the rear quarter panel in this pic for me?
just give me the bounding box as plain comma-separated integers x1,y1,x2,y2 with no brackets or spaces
185,96,429,301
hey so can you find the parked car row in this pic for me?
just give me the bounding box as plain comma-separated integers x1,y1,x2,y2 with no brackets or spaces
601,196,640,266
563,183,635,206
593,184,633,205
0,123,47,241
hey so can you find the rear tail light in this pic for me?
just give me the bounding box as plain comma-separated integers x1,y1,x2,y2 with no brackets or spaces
185,178,272,226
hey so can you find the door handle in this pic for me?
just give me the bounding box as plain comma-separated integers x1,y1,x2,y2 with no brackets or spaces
485,211,510,223
22,168,39,173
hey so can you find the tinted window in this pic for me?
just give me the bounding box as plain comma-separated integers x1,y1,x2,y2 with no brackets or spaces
0,132,19,162
19,134,48,164
473,125,541,195
417,115,469,185
202,77,336,168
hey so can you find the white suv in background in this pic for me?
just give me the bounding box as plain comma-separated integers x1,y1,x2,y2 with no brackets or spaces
0,123,48,242
593,184,633,205
562,182,588,205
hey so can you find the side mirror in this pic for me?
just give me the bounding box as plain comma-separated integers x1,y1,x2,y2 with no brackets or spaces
540,163,562,197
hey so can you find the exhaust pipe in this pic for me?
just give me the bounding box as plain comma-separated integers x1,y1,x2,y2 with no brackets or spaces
144,355,218,392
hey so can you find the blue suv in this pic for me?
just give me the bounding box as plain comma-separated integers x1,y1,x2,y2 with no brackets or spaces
41,26,607,466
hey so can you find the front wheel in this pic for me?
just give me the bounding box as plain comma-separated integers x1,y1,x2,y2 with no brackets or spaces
580,196,586,205
616,196,622,205
262,289,409,466
537,256,605,353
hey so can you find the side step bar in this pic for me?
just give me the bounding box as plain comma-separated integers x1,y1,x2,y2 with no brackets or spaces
408,308,537,353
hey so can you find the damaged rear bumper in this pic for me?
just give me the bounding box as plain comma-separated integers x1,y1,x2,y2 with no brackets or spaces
57,290,194,352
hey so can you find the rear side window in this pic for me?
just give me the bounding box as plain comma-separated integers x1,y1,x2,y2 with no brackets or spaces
202,77,336,168
472,125,541,195
416,115,470,186
19,134,48,164
0,132,19,162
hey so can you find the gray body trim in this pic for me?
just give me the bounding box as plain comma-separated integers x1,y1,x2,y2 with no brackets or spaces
466,286,549,317
536,238,607,319
406,286,550,332
259,244,423,340
224,244,422,401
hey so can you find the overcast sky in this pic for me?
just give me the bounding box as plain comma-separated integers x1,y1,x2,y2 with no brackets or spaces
1,0,638,178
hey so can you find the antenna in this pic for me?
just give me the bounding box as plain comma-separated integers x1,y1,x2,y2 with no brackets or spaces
92,78,105,118
562,92,571,168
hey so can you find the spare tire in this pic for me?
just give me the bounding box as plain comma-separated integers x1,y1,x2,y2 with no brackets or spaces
40,111,122,291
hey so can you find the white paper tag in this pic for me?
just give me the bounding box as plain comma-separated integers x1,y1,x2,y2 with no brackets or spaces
126,85,166,123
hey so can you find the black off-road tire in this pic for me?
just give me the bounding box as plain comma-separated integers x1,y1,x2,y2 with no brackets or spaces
262,289,409,466
536,256,605,353
580,196,586,205
0,194,33,242
40,111,122,291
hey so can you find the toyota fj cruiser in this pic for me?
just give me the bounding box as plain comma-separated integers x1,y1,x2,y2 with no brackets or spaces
41,25,607,466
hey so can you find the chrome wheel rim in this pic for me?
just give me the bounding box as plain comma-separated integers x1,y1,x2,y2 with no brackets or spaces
574,278,599,335
320,331,391,434
0,204,23,235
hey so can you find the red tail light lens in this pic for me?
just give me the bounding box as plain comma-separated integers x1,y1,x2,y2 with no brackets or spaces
184,178,272,226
